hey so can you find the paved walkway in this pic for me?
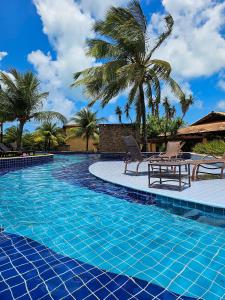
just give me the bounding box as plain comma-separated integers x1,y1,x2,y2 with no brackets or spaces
89,161,225,209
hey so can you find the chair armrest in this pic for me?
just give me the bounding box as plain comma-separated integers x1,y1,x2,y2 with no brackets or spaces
158,152,164,156
124,151,135,161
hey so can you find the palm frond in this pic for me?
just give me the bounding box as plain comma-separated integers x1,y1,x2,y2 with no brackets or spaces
33,111,67,124
146,15,174,61
166,77,185,100
149,59,172,78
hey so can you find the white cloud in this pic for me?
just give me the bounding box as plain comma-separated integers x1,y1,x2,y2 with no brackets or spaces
216,100,225,110
194,100,203,109
109,87,131,104
108,114,118,123
28,0,97,117
28,0,129,118
0,51,7,61
79,0,128,19
29,0,225,117
218,79,225,91
150,0,225,78
161,78,192,103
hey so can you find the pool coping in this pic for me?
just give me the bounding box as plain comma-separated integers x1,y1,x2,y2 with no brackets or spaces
89,161,225,213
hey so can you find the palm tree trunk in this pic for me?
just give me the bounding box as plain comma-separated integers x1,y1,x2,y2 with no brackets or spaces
155,102,159,117
17,120,25,150
44,137,47,152
151,103,155,116
164,117,169,145
0,122,3,143
181,112,185,121
86,135,89,152
48,138,51,151
139,84,147,151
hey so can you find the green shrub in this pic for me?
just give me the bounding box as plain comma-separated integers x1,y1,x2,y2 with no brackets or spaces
193,140,225,156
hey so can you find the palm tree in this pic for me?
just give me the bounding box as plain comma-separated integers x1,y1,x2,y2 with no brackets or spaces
72,0,184,150
115,106,123,123
0,111,15,143
124,103,132,123
0,69,66,149
70,108,105,151
37,122,65,151
163,97,176,119
180,94,194,120
0,85,15,143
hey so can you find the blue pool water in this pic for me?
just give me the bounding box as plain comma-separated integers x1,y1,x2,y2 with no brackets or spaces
0,155,224,299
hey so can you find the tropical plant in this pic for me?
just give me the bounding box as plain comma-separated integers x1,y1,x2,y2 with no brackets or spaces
147,97,184,142
69,108,105,151
0,82,15,142
147,115,183,140
146,115,163,138
72,0,184,150
21,132,37,150
193,140,225,156
36,122,66,151
124,103,132,123
180,94,194,120
0,69,66,149
162,97,176,119
3,126,38,150
3,126,18,144
115,106,123,123
0,111,14,143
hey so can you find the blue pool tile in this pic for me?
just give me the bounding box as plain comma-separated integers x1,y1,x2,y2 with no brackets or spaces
0,232,196,299
0,155,224,299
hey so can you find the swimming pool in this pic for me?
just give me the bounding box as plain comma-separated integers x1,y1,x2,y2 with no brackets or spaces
0,155,224,299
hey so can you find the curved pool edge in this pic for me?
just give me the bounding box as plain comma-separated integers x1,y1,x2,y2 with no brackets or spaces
89,161,225,212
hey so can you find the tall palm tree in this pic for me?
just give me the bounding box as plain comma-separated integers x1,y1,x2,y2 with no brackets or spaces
115,106,123,123
0,69,66,149
72,0,184,150
70,108,105,151
180,94,194,120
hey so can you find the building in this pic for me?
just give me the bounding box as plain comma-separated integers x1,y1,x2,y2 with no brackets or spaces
64,121,97,152
175,111,225,151
64,112,225,152
98,123,139,152
149,111,225,152
177,111,225,142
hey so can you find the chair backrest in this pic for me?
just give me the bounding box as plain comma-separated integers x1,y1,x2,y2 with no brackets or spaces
9,142,17,151
0,143,10,152
123,135,143,161
165,141,182,157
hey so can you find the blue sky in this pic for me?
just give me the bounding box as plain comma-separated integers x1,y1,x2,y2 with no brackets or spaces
1,0,225,131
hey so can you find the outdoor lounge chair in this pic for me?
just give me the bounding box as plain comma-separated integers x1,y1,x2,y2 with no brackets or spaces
149,141,184,162
0,143,20,157
189,153,225,181
123,135,183,175
9,142,35,156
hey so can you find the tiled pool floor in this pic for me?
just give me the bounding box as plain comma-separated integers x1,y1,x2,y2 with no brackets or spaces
89,161,225,209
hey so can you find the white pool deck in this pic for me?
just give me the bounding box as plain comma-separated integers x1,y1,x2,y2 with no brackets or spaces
89,161,225,209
